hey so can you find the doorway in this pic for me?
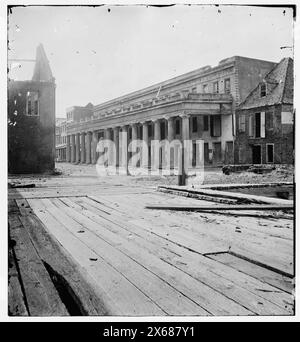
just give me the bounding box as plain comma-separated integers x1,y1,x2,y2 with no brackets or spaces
213,142,222,164
252,145,261,164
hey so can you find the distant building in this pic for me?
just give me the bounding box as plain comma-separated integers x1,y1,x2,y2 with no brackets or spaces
8,44,56,174
66,103,94,124
235,58,294,165
65,56,276,169
55,118,67,162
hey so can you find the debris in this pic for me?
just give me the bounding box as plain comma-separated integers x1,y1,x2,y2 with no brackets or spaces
145,204,293,211
276,191,290,200
89,258,98,261
8,183,36,189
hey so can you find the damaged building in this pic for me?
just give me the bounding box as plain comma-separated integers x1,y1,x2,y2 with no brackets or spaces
8,44,56,174
235,57,294,165
64,56,278,170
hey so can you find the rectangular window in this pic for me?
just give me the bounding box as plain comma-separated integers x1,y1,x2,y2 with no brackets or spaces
210,115,221,137
224,78,231,94
175,119,180,134
255,112,261,138
267,111,274,130
266,144,274,163
281,111,293,124
204,143,209,164
203,115,209,131
192,117,198,133
26,91,39,116
239,114,246,132
213,81,219,94
260,83,267,97
192,141,196,167
202,84,208,93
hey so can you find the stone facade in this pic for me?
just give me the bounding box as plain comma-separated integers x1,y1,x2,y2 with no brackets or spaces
8,44,56,174
64,56,278,170
235,58,294,165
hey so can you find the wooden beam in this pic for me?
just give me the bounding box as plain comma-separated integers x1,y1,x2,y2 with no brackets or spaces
145,204,294,211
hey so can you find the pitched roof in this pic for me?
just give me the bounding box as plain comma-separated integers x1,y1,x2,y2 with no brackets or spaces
238,57,293,110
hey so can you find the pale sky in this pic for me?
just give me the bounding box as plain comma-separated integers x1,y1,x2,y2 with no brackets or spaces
8,5,294,117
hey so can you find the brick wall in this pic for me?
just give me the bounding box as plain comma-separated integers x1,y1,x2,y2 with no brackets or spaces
8,80,56,173
234,104,294,164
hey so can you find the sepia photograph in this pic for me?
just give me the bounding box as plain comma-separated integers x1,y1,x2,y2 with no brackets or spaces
2,1,297,324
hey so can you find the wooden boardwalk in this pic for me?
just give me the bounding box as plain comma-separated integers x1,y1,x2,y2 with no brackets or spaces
8,175,294,316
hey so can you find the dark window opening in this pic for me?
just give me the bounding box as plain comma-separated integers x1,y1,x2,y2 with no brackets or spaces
267,144,274,163
267,111,274,130
255,112,261,138
213,81,219,94
252,145,261,164
224,78,231,94
204,143,209,164
260,83,267,97
26,91,39,116
175,120,180,134
192,142,196,167
192,117,198,133
210,115,221,137
203,116,209,131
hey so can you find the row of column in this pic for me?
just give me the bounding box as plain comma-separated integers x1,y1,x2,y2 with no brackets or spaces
66,114,190,171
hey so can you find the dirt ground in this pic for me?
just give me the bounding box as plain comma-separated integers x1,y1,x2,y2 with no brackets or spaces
8,163,294,188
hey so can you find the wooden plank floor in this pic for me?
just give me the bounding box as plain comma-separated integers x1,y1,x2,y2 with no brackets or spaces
8,176,294,316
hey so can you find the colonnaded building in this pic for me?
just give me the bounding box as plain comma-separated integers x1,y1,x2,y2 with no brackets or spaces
59,56,293,172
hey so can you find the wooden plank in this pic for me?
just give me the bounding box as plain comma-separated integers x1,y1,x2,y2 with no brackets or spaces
53,199,288,314
19,213,111,316
88,195,228,255
49,198,212,316
8,247,29,316
145,204,294,211
16,199,33,216
28,198,165,316
8,199,19,215
75,196,294,315
105,194,293,275
207,253,294,294
8,215,69,316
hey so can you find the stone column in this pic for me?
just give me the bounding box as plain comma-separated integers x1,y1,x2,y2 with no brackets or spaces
113,127,120,168
75,133,80,163
108,129,115,166
131,124,138,167
179,114,190,184
167,116,175,170
153,119,161,170
91,131,98,164
66,136,71,162
120,125,129,175
142,122,149,169
80,132,86,164
86,132,92,164
71,134,76,163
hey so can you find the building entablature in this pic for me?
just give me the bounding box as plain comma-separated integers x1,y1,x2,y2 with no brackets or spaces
67,93,232,134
